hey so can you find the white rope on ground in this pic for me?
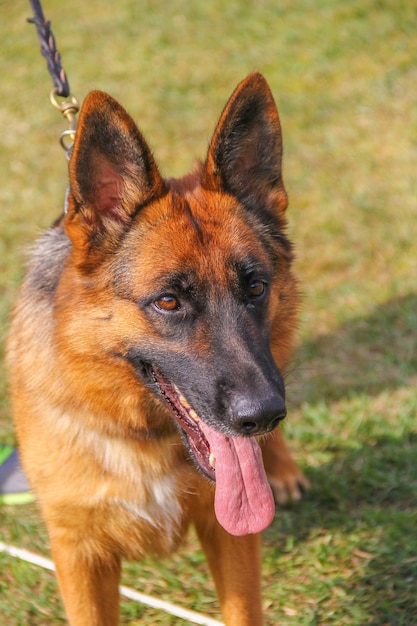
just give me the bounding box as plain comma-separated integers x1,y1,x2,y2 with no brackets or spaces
0,542,224,626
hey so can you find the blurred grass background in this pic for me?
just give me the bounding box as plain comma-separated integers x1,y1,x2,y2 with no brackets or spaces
1,0,416,624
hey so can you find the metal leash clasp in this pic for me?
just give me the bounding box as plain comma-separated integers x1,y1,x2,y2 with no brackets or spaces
49,88,80,213
49,87,79,156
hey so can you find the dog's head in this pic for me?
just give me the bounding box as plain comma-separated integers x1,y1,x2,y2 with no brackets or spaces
63,73,299,535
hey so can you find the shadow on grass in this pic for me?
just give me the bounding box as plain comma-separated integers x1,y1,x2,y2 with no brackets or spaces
266,293,417,623
267,432,417,624
290,293,417,405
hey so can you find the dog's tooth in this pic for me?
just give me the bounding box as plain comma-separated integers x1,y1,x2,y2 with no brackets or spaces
181,396,191,408
189,408,200,422
173,384,199,420
209,452,216,468
176,389,191,409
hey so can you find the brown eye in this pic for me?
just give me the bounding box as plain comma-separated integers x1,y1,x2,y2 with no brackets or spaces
154,295,180,311
248,280,266,299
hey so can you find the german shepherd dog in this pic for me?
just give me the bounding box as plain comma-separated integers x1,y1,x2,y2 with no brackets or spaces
7,73,308,625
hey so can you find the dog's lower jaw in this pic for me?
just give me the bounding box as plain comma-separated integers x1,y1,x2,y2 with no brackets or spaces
140,364,276,536
150,365,216,478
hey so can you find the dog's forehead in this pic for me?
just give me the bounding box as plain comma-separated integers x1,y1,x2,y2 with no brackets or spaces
128,188,269,263
115,188,273,293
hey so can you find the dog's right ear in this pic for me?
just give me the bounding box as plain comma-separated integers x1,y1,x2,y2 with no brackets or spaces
66,91,165,258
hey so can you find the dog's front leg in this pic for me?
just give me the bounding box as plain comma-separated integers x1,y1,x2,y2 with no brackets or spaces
263,428,310,504
49,534,121,626
195,516,263,626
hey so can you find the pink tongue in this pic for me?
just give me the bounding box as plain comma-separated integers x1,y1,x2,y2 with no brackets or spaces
199,422,275,536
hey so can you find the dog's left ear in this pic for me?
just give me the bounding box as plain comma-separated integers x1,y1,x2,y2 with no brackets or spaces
66,91,165,255
203,73,288,214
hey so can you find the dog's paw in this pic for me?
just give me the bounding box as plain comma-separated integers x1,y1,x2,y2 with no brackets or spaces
262,431,310,505
267,461,311,505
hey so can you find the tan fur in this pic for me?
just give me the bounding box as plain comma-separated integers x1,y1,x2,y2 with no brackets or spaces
7,73,309,625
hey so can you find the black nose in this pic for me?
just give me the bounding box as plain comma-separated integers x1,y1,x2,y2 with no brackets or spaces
230,394,287,435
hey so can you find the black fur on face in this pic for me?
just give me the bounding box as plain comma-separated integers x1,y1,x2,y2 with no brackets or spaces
122,248,287,478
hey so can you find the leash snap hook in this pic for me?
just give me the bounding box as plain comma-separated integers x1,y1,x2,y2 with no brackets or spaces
50,87,79,154
49,88,79,125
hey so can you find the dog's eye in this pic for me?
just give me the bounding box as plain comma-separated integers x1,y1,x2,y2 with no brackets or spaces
154,295,180,312
248,280,267,300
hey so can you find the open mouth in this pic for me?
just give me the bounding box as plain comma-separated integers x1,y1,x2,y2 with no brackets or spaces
141,363,276,537
149,365,216,479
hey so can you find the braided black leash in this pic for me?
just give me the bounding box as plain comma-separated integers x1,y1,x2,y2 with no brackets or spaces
27,0,80,153
27,0,80,212
27,0,70,98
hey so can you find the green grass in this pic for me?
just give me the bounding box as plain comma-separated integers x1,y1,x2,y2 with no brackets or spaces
1,0,416,623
